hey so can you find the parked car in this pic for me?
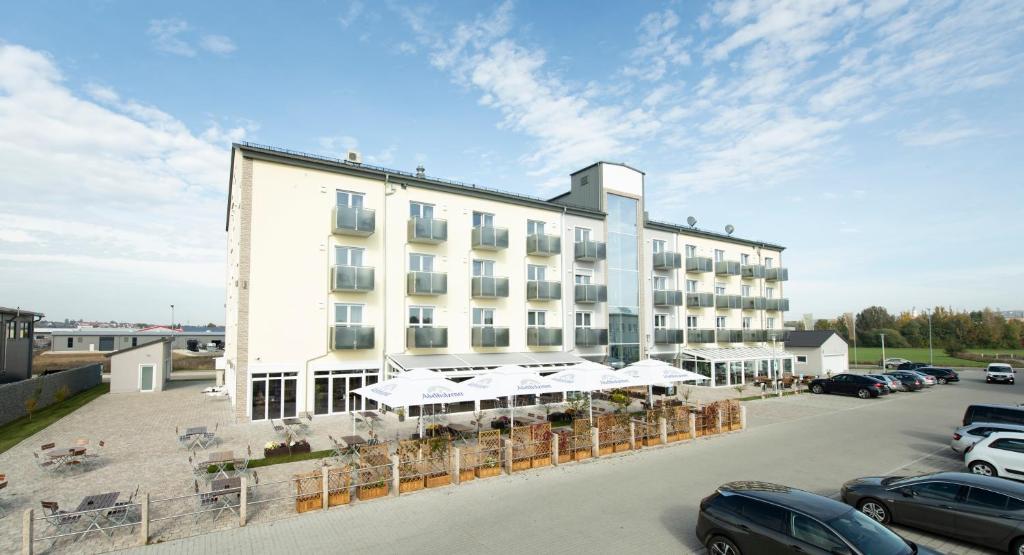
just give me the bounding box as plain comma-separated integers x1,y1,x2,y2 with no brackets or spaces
905,370,936,387
896,361,929,371
918,367,959,384
963,404,1024,427
884,357,911,369
697,481,936,555
809,374,889,398
866,374,903,392
966,432,1024,480
952,422,1024,454
987,363,1016,385
841,471,1024,553
883,371,924,391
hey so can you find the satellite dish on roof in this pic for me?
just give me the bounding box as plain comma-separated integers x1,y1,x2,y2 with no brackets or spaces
725,224,735,235
686,216,697,228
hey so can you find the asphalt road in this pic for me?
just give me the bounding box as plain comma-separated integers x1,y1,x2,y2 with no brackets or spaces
126,369,1020,555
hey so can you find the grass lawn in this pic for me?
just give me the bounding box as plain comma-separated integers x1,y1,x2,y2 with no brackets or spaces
0,383,110,455
848,347,986,367
967,348,1024,357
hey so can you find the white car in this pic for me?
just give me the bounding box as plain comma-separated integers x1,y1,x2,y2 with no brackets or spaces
986,363,1016,385
952,422,1024,453
883,357,911,369
965,431,1024,479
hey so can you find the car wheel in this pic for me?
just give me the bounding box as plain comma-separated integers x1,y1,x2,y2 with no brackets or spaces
1010,536,1024,555
857,388,871,399
707,535,741,555
938,378,947,385
970,461,997,477
811,384,824,394
858,499,890,524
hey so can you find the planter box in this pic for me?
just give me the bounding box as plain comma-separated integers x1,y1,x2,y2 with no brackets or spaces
265,445,290,458
459,468,475,483
598,445,614,456
295,494,321,513
642,437,661,447
531,455,551,468
557,452,571,464
573,449,592,461
666,432,687,443
357,484,388,501
613,442,631,453
475,465,501,479
511,458,532,472
425,473,451,488
399,476,425,494
328,490,350,507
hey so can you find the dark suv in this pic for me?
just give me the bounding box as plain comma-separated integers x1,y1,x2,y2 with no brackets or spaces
918,367,959,384
809,374,889,398
696,482,936,555
963,404,1024,427
896,362,929,371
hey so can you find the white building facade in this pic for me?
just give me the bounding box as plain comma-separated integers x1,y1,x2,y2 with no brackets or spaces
224,143,793,422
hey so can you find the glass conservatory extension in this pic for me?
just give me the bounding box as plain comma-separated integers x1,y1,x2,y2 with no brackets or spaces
678,347,797,387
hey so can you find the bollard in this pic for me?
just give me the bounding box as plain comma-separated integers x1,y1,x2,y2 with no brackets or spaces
139,493,149,546
688,412,697,441
628,422,636,450
452,447,461,485
716,406,723,434
551,434,559,466
391,454,400,497
740,405,748,430
591,426,600,458
659,416,668,444
22,508,32,555
321,466,329,511
761,383,766,399
240,477,249,525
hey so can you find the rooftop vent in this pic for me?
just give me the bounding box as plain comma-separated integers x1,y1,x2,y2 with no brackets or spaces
346,150,362,164
415,165,425,178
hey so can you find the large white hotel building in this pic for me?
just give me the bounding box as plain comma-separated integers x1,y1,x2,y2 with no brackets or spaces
223,143,793,422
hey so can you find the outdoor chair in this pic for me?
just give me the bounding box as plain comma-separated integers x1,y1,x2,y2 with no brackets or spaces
40,442,55,451
40,501,82,546
271,420,289,439
106,485,140,533
32,452,55,472
189,455,211,481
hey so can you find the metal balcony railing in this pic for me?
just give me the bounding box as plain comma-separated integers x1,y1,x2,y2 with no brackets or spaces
471,226,509,250
741,264,766,279
686,292,714,308
717,329,744,343
471,326,510,348
527,280,562,301
331,265,374,292
331,325,374,350
766,267,789,281
654,329,685,344
687,329,716,343
407,272,448,296
333,206,376,236
527,327,563,346
408,217,448,244
574,328,608,347
574,240,606,262
653,290,684,307
653,251,682,270
742,329,767,342
407,327,448,348
715,260,741,276
526,234,560,256
471,276,510,298
574,284,607,304
766,298,790,311
715,295,742,309
686,256,713,273
742,296,767,310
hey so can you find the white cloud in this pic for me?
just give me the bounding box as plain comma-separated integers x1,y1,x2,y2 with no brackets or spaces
0,229,41,244
624,9,692,81
200,35,237,55
148,18,195,57
338,1,365,28
318,135,359,156
899,124,982,147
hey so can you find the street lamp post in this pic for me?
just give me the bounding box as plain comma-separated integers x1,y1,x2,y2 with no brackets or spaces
880,333,886,368
926,309,934,365
170,304,175,330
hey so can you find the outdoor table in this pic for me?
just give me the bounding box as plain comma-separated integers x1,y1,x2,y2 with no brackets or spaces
199,478,241,521
45,446,84,470
76,492,119,540
182,426,208,449
203,451,236,479
282,417,306,436
358,411,381,421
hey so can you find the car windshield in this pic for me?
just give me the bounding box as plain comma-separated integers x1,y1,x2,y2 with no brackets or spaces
827,508,912,555
990,367,1012,372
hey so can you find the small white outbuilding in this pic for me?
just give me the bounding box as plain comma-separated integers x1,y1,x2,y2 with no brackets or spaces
785,330,849,377
107,338,173,393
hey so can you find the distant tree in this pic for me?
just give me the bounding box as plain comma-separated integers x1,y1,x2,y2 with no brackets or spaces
856,306,895,335
813,319,833,331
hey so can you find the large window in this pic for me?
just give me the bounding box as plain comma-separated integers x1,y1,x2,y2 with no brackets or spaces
528,311,546,327
715,282,726,295
472,211,493,227
686,280,698,293
410,253,434,272
741,253,750,265
410,202,434,219
654,314,667,329
742,317,752,329
527,220,545,235
575,312,592,328
335,304,363,325
251,371,299,421
336,190,364,208
765,257,774,268
716,316,727,329
685,244,696,258
409,306,434,326
653,276,668,290
473,308,495,326
714,249,725,262
336,246,364,266
686,316,698,328
313,369,379,415
575,227,591,242
473,259,494,277
606,193,640,367
653,239,666,254
766,287,775,298
527,264,546,281
741,284,751,297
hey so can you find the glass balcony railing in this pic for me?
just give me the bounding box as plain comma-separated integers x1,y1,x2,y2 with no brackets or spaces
741,264,766,279
742,296,767,310
331,265,374,293
766,267,789,281
407,272,448,296
654,328,685,344
718,329,744,343
653,251,682,270
715,294,742,309
686,292,714,308
687,329,716,343
333,206,375,236
407,326,448,348
408,217,448,244
686,256,713,273
575,327,608,347
715,260,741,276
471,276,509,298
331,325,374,350
527,327,563,347
574,240,606,262
527,234,561,256
766,298,790,311
653,290,684,307
471,226,509,250
471,326,510,348
527,280,562,301
574,284,607,304
743,329,767,342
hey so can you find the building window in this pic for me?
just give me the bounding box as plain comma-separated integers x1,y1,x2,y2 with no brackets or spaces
797,355,807,363
6,324,13,340
575,312,592,328
653,239,666,254
716,316,727,329
528,311,546,327
686,316,698,328
741,253,750,265
472,211,493,227
765,257,774,268
409,253,434,272
767,317,776,329
410,202,434,219
741,285,751,297
473,308,495,326
409,306,434,327
714,249,725,262
527,220,545,235
685,244,696,258
527,264,546,281
575,227,591,242
335,303,364,325
336,190,364,208
766,287,775,299
654,314,667,329
575,271,592,284
715,282,726,295
653,276,668,290
132,337,138,347
336,246,364,266
686,280,698,293
472,259,494,277
580,175,589,186
67,337,73,348
742,317,752,329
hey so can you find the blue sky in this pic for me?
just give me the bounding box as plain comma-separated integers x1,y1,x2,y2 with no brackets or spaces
1,0,1022,325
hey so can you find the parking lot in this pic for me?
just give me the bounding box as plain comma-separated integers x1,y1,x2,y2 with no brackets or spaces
122,367,1018,555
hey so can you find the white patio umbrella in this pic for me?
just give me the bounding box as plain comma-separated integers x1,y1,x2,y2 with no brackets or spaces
462,365,559,429
618,359,709,406
351,369,470,435
547,362,638,422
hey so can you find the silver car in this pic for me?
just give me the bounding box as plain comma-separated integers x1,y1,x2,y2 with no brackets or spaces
867,374,903,392
907,370,936,387
950,422,1024,453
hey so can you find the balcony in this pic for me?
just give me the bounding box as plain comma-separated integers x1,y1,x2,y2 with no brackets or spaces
715,295,742,309
575,328,609,347
574,240,606,262
527,327,563,347
331,325,374,350
766,267,789,281
741,264,766,279
331,265,374,293
766,298,790,311
333,206,376,236
653,251,682,270
686,256,713,273
527,280,562,301
654,328,685,344
408,217,447,244
742,296,767,310
718,329,744,343
526,234,561,256
471,326,510,348
743,329,767,342
574,284,607,304
471,276,510,298
471,226,509,250
686,292,714,308
653,290,684,307
407,326,448,349
407,272,448,296
715,260,741,276
687,329,716,343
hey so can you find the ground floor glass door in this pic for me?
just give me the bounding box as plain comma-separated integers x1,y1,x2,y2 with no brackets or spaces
312,369,379,415
251,372,298,421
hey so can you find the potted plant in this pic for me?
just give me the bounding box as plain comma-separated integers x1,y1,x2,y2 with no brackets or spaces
264,441,290,458
358,476,389,500
290,439,312,455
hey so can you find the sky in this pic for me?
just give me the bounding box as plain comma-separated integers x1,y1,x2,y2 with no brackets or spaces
1,0,1022,325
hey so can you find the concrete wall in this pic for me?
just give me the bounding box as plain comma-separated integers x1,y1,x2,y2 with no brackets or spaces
0,363,102,426
110,341,172,393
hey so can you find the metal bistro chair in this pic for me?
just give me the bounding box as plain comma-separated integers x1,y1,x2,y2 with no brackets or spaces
40,501,82,546
189,453,212,482
199,424,218,449
232,446,252,477
106,485,140,533
33,452,56,472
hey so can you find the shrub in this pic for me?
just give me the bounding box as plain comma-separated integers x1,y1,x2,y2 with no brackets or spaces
944,339,967,357
54,385,71,404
